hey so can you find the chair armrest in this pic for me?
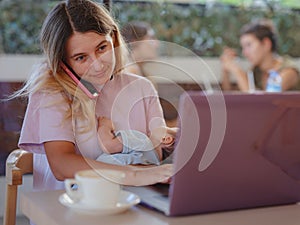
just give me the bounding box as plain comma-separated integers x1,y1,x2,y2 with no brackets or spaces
6,149,33,185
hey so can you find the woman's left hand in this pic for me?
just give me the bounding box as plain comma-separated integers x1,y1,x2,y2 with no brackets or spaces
97,164,174,186
129,164,174,186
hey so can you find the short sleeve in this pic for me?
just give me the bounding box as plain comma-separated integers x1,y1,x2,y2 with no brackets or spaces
142,79,166,131
18,91,75,153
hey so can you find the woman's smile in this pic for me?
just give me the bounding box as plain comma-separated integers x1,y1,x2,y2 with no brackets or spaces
65,31,116,85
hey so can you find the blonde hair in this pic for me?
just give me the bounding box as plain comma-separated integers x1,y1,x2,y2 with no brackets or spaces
12,0,128,132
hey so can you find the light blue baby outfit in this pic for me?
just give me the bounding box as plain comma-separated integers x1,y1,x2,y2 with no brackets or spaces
96,130,160,165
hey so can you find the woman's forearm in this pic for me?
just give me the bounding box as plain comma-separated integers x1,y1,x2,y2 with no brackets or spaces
67,157,173,186
229,66,249,91
45,140,173,186
221,69,232,91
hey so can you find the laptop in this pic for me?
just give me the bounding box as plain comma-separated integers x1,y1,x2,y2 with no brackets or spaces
125,91,300,216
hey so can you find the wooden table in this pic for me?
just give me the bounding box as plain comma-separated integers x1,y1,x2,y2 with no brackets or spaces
20,190,300,225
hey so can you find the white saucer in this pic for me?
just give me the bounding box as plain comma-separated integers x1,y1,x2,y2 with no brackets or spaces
59,190,140,215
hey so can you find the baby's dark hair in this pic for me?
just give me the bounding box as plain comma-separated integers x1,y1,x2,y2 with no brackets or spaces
240,19,277,52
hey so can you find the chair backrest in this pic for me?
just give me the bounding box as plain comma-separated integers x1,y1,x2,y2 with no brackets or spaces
4,149,33,225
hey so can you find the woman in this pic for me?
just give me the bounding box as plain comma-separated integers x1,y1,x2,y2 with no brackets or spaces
121,21,159,77
221,19,300,92
12,0,172,191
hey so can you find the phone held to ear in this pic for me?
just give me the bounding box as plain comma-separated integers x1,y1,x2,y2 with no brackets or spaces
60,62,99,98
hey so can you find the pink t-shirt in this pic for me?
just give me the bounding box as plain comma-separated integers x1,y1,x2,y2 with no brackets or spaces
19,73,165,191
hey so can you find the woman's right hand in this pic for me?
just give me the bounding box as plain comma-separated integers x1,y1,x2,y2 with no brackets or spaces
220,47,238,72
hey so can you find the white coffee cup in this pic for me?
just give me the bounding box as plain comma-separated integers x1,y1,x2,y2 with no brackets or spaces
64,169,121,208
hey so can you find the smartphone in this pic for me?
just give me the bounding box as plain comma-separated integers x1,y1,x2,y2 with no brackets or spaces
60,61,99,98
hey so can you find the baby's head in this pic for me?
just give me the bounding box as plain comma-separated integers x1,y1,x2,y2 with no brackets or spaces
158,127,179,161
156,127,178,156
150,126,179,160
161,127,178,147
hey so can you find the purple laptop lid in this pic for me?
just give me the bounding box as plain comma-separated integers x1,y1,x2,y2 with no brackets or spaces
169,91,300,216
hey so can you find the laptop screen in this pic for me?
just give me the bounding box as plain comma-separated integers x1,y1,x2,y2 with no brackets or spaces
169,91,300,216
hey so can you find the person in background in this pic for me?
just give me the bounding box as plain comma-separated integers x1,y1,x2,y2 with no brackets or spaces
121,21,159,77
221,19,300,92
122,21,179,128
10,0,172,191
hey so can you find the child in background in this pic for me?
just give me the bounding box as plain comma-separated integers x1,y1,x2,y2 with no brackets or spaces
221,19,300,92
121,21,159,77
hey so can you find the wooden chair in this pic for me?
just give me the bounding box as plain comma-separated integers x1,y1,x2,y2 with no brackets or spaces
4,149,33,225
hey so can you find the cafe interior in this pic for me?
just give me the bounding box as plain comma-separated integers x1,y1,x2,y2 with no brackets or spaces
1,0,300,225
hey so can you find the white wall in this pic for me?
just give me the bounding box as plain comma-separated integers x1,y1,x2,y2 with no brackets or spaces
0,54,44,82
142,57,249,91
0,54,239,83
1,54,300,83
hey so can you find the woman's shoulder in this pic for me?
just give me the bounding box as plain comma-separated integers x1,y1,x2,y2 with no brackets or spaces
278,56,300,90
124,64,143,76
114,72,153,86
30,89,66,100
279,56,299,73
29,90,70,110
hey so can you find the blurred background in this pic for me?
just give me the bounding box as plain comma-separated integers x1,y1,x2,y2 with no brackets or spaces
0,0,300,221
0,0,300,57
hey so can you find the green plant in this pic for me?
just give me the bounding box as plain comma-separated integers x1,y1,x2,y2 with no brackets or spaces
0,0,52,54
112,1,300,57
1,0,300,57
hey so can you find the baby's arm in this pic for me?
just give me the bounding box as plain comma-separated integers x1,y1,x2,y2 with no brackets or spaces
97,117,123,154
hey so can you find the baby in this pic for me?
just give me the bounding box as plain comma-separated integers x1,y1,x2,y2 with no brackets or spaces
96,117,178,165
